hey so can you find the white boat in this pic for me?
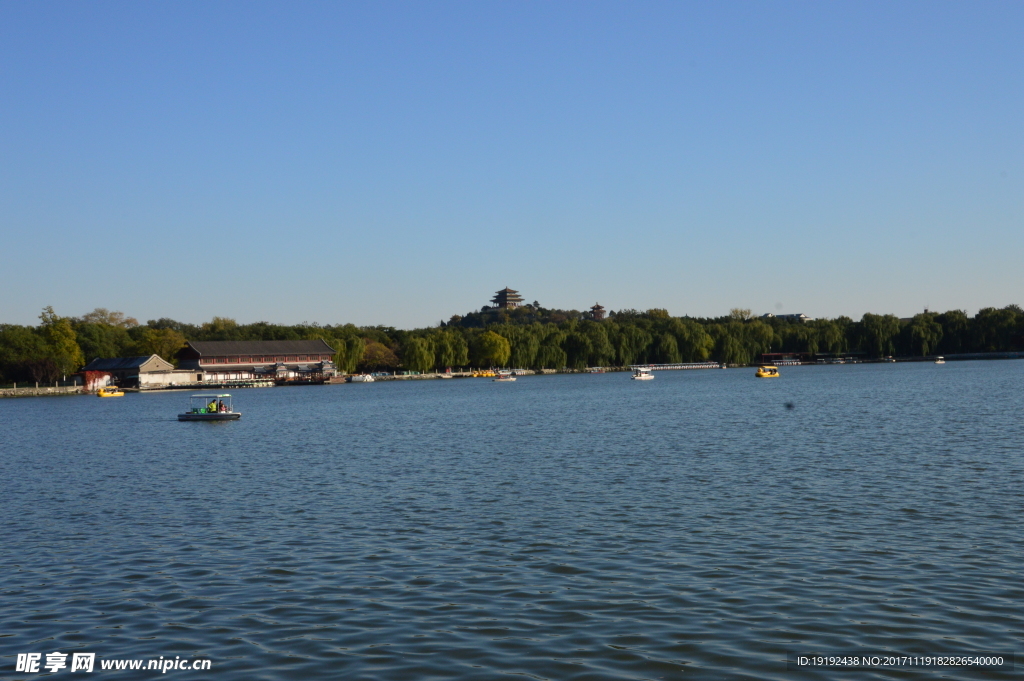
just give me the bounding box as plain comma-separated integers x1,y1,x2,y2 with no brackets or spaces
493,370,516,382
349,374,375,382
631,367,654,380
179,394,241,421
934,356,946,364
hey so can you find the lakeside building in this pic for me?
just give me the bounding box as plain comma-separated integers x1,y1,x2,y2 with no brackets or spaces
176,340,337,383
80,355,196,390
491,287,525,309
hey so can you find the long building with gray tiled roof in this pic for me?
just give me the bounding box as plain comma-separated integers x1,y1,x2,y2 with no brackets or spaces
177,339,337,382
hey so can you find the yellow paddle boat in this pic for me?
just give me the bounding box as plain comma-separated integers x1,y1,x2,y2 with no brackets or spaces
97,386,125,397
755,366,780,378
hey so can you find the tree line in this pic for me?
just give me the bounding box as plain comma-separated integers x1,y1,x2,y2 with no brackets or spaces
2,304,1023,383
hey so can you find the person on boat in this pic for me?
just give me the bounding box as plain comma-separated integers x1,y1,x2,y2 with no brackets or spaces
207,399,217,413
218,400,226,412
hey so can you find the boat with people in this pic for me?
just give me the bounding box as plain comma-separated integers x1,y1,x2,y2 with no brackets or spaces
97,386,124,397
934,356,946,364
349,374,375,382
631,367,654,380
178,394,241,421
755,366,780,378
493,370,516,382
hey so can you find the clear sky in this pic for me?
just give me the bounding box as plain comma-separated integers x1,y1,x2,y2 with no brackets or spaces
2,2,1021,328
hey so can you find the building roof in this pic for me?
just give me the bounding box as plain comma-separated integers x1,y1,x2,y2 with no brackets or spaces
81,355,172,372
184,339,336,356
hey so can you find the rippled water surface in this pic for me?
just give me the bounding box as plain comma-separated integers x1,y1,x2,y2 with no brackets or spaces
3,362,1023,679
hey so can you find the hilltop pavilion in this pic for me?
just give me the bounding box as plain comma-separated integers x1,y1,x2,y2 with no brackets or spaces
491,287,525,309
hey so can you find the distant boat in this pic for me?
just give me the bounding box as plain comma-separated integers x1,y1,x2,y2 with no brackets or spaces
493,370,516,382
349,374,375,382
631,367,654,380
179,394,240,421
934,356,946,364
97,386,124,397
755,366,780,378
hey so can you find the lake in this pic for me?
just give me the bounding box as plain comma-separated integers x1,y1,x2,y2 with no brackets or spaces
2,361,1022,679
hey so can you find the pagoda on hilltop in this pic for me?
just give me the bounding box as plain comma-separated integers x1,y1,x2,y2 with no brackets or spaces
590,303,606,321
491,287,525,309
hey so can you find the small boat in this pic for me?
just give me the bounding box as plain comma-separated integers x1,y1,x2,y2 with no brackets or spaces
97,386,124,397
631,367,654,380
349,374,375,382
755,366,780,378
934,356,946,364
178,394,241,421
493,370,516,382
587,367,606,374
884,356,896,363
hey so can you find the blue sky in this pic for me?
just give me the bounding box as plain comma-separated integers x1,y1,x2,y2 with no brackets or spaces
2,2,1021,328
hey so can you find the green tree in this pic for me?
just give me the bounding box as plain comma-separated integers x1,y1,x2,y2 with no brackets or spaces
673,319,714,361
936,310,969,354
335,337,365,373
972,306,1021,352
582,322,615,366
562,332,593,369
79,308,139,328
428,330,468,369
75,322,134,362
616,326,651,366
534,343,567,369
401,336,434,373
653,332,681,363
712,325,748,364
471,330,511,367
908,312,943,356
0,325,48,382
858,313,902,357
39,307,84,377
359,341,400,372
200,317,241,340
136,327,188,364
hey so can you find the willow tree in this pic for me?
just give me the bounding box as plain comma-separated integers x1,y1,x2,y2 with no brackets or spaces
401,336,434,373
858,313,902,357
673,319,714,361
712,325,748,365
582,321,615,366
616,325,651,366
936,310,969,354
562,332,593,369
534,343,567,369
653,333,681,364
908,313,943,356
428,329,468,369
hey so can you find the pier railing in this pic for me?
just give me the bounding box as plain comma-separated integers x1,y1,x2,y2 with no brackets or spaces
628,362,722,371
